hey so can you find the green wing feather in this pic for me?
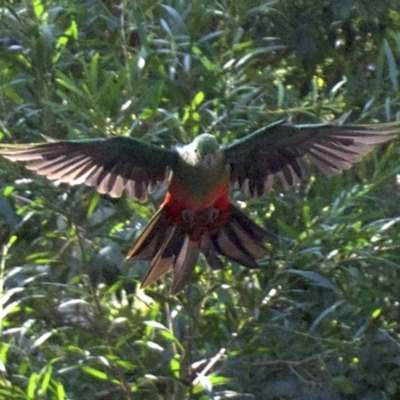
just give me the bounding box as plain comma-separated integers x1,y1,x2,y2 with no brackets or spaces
0,137,178,201
223,120,398,197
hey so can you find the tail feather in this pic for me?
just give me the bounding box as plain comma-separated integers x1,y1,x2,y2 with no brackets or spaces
204,204,270,269
142,256,173,288
200,236,224,270
125,204,270,293
125,208,168,260
127,206,196,291
141,225,177,288
230,206,270,242
171,236,200,294
210,227,259,268
229,219,268,259
158,226,185,259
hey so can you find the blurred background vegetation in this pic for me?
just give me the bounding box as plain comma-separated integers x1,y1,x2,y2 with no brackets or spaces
1,0,400,399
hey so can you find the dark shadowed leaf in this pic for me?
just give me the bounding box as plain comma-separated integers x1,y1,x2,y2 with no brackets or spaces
282,269,337,290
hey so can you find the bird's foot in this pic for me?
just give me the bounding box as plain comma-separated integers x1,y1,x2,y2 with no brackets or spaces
206,207,219,222
181,208,220,233
181,209,195,225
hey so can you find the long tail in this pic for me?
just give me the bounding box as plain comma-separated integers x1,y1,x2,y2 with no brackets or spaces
201,205,270,270
126,206,199,294
126,204,270,294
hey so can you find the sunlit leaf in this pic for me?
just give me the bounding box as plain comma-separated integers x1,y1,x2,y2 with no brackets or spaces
40,365,53,393
82,366,108,380
33,0,44,19
32,331,53,349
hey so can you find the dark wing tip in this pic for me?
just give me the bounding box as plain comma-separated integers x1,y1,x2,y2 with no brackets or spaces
225,121,399,197
0,138,177,201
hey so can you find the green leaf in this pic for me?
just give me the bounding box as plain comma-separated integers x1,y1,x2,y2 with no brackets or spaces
82,366,108,380
32,331,53,349
384,39,399,91
27,372,40,398
40,365,53,393
0,195,17,227
33,0,44,19
283,269,337,290
191,91,205,108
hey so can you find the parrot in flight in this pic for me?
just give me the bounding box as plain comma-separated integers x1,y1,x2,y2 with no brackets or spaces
0,120,397,293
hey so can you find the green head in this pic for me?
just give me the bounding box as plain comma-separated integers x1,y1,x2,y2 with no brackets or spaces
180,134,222,167
193,133,219,156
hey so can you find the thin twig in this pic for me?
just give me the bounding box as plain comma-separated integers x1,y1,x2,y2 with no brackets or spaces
192,347,227,386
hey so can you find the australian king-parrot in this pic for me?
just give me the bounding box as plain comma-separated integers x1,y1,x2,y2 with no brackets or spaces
0,120,398,293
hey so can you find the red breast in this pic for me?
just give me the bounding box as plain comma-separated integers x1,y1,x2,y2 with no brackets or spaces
162,176,231,241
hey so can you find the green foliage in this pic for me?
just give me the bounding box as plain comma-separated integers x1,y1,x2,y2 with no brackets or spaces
1,0,400,398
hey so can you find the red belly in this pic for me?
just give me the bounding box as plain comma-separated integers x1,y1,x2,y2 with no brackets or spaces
162,176,231,241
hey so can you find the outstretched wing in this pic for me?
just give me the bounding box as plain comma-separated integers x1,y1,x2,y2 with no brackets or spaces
223,120,398,197
0,137,179,201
